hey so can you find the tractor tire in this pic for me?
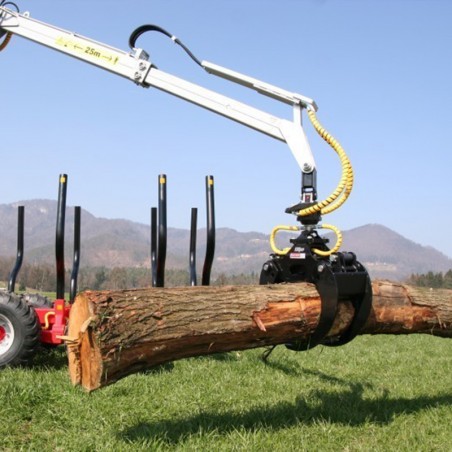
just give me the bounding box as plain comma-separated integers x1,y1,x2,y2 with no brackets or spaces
23,293,53,309
0,292,40,368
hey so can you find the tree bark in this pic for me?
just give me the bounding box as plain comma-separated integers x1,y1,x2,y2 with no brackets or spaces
66,280,452,391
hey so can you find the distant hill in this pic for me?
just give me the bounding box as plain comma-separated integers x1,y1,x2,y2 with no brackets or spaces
0,200,451,281
333,224,452,279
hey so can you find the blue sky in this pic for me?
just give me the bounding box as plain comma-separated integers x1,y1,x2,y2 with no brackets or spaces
2,0,452,258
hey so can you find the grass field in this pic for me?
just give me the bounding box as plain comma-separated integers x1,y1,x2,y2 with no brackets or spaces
1,334,451,451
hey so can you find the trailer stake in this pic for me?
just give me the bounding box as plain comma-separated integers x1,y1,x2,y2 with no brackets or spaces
8,205,24,293
189,207,198,286
55,174,67,300
70,206,81,303
156,174,167,287
202,175,215,286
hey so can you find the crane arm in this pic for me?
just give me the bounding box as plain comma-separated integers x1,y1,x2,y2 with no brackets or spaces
1,5,373,344
0,5,317,172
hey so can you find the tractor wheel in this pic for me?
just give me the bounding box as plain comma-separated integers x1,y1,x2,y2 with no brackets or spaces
23,293,53,308
0,292,40,368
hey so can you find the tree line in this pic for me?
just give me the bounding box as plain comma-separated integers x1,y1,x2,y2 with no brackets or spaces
0,256,258,293
3,254,449,293
406,269,452,289
0,257,452,292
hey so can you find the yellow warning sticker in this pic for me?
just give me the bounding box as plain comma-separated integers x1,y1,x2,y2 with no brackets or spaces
55,36,119,65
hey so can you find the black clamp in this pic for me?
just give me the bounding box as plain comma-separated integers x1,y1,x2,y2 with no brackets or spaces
324,252,372,346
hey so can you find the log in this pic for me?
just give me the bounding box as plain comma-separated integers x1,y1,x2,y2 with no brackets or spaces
66,280,452,391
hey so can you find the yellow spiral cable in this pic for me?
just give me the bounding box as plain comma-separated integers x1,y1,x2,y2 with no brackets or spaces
270,225,299,255
297,109,354,217
311,223,343,256
0,32,12,52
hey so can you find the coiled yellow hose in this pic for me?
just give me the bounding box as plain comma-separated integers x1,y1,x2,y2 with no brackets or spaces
297,109,354,217
269,225,299,255
311,223,343,256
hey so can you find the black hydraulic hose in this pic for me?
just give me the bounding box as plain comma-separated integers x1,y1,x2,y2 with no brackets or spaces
128,24,203,68
129,24,173,49
8,205,24,292
55,174,67,300
69,206,81,303
0,1,20,12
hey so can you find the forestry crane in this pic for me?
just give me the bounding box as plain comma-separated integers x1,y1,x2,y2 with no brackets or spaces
0,2,372,364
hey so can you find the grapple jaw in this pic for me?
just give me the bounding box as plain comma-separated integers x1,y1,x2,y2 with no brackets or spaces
260,229,372,350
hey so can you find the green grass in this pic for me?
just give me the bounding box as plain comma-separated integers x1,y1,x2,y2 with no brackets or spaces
1,335,451,451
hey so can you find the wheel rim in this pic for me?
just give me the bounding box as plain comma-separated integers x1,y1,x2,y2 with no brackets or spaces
0,313,15,356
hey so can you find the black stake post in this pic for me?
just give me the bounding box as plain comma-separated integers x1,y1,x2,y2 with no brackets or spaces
69,206,81,303
202,175,216,286
150,207,157,287
55,174,67,300
189,207,198,286
8,205,24,293
156,174,167,287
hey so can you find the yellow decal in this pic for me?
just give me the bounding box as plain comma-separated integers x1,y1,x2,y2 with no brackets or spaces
159,176,166,184
55,36,119,65
60,175,66,184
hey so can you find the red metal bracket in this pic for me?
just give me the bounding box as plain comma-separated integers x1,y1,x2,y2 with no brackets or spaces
35,299,71,345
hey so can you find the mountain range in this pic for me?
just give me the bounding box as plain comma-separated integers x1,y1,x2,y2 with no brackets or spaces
0,200,451,281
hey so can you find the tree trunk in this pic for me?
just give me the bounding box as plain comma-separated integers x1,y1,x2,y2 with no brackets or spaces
66,280,452,391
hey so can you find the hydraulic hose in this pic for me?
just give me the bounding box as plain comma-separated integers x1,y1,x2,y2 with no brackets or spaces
311,223,343,256
269,223,342,257
270,225,299,255
0,31,11,51
128,24,203,67
297,109,354,217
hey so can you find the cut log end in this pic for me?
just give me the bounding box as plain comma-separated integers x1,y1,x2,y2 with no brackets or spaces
67,292,103,389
